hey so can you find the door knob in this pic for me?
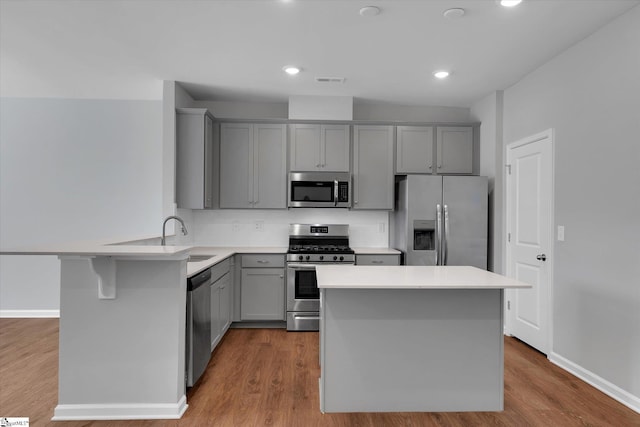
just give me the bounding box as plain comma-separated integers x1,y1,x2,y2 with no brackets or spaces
536,254,547,261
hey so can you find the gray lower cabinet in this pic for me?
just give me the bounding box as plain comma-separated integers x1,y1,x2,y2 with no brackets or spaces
353,125,395,210
219,274,231,332
240,254,285,321
176,108,218,209
219,123,287,209
209,259,231,352
355,254,400,265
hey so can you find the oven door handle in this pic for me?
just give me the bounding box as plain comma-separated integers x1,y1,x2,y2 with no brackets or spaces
292,314,320,320
287,264,318,269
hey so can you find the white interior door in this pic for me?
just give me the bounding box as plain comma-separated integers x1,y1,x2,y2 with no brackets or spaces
506,129,553,355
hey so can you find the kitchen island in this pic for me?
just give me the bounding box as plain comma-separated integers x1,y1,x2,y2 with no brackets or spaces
316,265,530,413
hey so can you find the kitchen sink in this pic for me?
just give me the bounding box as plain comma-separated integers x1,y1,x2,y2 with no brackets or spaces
187,255,215,263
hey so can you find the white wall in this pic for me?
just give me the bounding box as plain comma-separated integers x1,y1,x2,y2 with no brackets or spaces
0,98,163,314
502,6,640,404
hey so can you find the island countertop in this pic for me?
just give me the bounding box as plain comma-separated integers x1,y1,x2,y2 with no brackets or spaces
316,265,530,289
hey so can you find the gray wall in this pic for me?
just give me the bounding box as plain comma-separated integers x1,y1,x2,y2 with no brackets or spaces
193,99,471,123
0,98,163,313
470,91,504,273
502,6,640,399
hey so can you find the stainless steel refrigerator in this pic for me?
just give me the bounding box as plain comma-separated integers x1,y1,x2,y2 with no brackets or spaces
391,175,488,269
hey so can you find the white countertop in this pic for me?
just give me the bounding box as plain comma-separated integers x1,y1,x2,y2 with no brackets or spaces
186,246,288,276
1,243,401,277
0,243,194,258
316,265,531,289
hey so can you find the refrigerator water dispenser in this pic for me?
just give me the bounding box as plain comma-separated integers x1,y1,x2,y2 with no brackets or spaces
413,220,435,251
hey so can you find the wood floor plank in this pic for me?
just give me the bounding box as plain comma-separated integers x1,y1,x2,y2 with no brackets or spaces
1,319,638,427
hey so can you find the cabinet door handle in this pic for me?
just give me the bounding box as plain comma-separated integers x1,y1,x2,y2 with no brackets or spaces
256,260,270,264
371,260,383,264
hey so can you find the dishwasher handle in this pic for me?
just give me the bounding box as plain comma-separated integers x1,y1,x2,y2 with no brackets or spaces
187,268,212,291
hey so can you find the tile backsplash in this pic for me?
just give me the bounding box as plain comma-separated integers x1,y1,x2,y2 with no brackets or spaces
192,209,389,247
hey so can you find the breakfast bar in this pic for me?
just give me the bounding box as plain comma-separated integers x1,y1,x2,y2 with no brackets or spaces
316,265,530,413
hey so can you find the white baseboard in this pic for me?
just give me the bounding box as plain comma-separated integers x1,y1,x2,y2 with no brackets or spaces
52,395,188,420
0,309,60,318
549,352,640,414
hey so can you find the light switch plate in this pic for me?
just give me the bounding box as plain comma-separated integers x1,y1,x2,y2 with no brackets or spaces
557,225,565,241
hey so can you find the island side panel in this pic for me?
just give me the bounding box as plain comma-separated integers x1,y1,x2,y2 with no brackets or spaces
56,258,187,418
321,288,503,413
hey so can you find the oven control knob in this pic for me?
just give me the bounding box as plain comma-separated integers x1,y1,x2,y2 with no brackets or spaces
333,256,338,261
298,255,303,261
319,255,324,261
305,255,310,261
339,256,344,261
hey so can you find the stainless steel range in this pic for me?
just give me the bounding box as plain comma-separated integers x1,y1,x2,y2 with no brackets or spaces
286,224,355,331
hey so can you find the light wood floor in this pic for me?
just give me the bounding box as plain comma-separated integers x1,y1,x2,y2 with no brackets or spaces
1,319,638,426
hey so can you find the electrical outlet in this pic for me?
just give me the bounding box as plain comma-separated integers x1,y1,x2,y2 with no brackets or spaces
232,221,240,232
557,225,565,241
255,220,264,232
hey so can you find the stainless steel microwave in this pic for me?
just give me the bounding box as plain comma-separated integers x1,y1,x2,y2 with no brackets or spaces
288,172,351,208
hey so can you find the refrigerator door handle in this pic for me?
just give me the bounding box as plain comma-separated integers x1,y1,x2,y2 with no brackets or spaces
444,204,449,265
436,204,442,266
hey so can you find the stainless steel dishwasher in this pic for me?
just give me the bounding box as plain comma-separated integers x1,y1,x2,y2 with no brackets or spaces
186,267,212,387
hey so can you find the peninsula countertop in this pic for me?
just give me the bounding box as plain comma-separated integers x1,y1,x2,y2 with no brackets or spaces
316,265,531,289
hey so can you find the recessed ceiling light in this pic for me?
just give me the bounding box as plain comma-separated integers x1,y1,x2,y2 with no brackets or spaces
433,70,450,79
500,0,522,7
359,6,381,17
283,66,301,75
443,8,465,19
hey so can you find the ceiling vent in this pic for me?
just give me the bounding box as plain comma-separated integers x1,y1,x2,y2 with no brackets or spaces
315,77,346,83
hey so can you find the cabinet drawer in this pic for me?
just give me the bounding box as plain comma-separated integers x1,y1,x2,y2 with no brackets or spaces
356,254,400,266
241,254,285,268
210,258,231,283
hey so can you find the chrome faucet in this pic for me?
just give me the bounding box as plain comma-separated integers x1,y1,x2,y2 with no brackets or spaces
161,216,188,246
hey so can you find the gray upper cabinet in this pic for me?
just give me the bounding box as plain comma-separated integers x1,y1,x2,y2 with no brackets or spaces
436,126,473,174
353,125,395,210
176,108,218,209
219,123,287,209
395,125,474,175
396,126,434,174
289,124,349,172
